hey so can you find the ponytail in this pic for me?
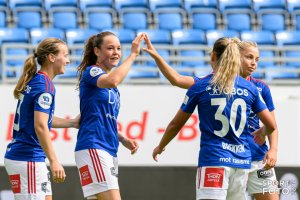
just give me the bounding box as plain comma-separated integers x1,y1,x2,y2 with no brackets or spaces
210,37,241,97
13,54,37,99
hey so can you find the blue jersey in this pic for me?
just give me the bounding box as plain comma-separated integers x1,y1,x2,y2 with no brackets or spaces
75,66,120,157
247,76,275,161
182,74,267,169
5,72,55,162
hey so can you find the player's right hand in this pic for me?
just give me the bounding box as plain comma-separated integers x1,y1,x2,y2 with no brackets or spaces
142,34,159,58
152,146,165,162
50,160,66,183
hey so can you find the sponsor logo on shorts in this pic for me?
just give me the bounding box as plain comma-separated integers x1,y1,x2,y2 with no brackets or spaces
203,168,224,188
79,165,93,186
110,167,118,178
9,174,21,193
257,169,274,179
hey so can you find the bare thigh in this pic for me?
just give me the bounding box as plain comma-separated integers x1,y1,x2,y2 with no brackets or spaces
46,195,52,200
254,193,279,200
96,189,121,200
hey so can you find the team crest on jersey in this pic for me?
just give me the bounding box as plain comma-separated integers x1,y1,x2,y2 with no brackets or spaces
38,93,52,109
90,67,103,77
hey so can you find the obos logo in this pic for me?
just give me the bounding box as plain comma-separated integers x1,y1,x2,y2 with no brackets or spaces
90,67,103,77
38,93,52,109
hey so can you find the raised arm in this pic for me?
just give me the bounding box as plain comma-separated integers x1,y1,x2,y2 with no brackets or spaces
153,109,191,161
97,34,145,88
34,111,65,183
143,34,194,89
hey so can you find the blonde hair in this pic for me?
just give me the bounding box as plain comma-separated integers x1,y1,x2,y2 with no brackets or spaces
210,37,241,97
239,40,258,51
13,38,66,99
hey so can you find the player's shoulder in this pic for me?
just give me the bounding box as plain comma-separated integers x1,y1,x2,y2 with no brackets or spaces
29,73,54,94
84,65,106,77
249,76,269,89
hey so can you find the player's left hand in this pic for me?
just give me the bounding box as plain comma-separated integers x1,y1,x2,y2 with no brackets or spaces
251,129,266,145
263,148,277,170
121,138,139,155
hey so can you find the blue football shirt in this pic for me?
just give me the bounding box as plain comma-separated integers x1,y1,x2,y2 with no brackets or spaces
75,66,120,157
247,76,275,161
5,71,55,162
182,74,267,169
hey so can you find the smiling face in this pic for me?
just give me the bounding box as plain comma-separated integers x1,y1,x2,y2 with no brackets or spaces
52,43,70,75
240,45,259,78
94,35,121,71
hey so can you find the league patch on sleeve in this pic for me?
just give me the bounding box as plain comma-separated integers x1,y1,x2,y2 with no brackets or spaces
38,93,52,109
90,67,103,77
183,95,189,105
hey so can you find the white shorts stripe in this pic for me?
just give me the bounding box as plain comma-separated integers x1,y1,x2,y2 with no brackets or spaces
93,149,106,182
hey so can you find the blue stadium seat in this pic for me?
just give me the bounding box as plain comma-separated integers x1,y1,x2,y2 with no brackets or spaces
105,29,135,44
121,12,148,30
241,30,275,45
252,0,286,12
9,0,42,9
283,51,300,67
259,13,287,32
30,28,65,44
180,50,205,67
191,13,217,30
86,12,113,30
172,29,206,45
219,0,252,13
80,0,113,10
15,11,42,29
184,0,218,12
50,11,79,30
137,29,171,44
5,48,28,67
259,50,275,67
206,30,239,46
265,65,299,80
149,0,182,12
144,49,170,66
224,13,252,31
115,0,148,11
287,0,300,12
0,10,6,27
127,65,159,79
156,12,185,31
66,28,98,45
276,31,300,46
44,0,77,11
0,28,29,44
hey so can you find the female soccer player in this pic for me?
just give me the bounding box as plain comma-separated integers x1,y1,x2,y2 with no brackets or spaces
148,37,277,199
143,36,279,200
75,32,144,200
4,38,80,200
